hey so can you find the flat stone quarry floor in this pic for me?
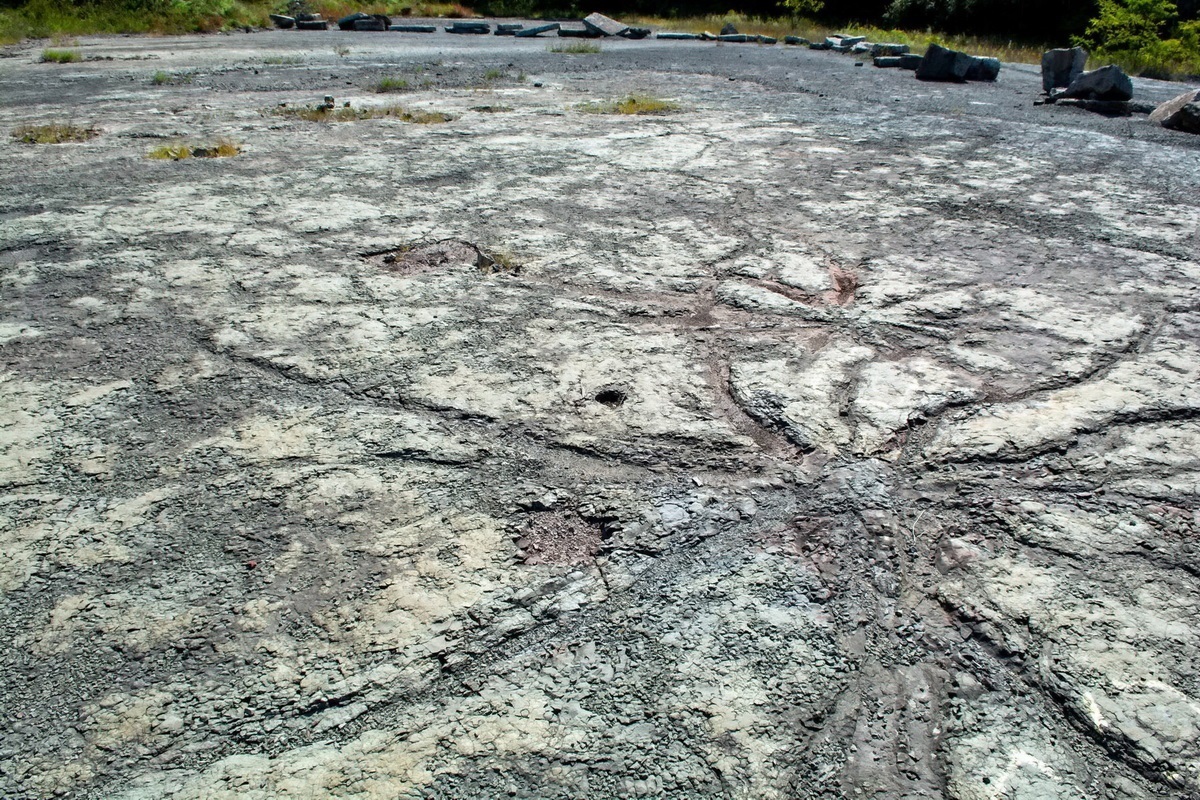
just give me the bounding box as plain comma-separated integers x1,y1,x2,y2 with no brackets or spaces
2,26,1200,800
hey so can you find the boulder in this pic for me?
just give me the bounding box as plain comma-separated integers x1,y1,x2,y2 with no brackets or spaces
515,22,559,37
1149,88,1200,133
915,43,973,81
809,41,832,50
494,23,524,35
656,32,700,40
390,24,436,32
833,34,866,47
720,23,738,35
899,53,923,70
851,41,872,53
965,56,1000,81
557,27,602,37
619,28,651,39
337,12,371,30
871,42,909,56
295,19,328,29
874,56,902,68
582,12,628,36
1052,64,1133,102
1041,47,1087,93
269,14,295,28
718,34,751,43
784,36,810,46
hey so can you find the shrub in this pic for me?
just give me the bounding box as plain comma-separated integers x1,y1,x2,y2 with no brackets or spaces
41,47,80,62
12,122,97,143
577,95,681,114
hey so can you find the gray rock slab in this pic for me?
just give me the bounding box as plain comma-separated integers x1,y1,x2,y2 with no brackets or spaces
871,42,909,56
389,24,436,32
515,22,559,37
1149,88,1200,133
268,14,295,29
337,11,371,30
494,23,524,35
898,53,923,69
352,16,388,31
783,36,809,46
965,56,1000,82
1042,47,1088,93
582,12,628,37
656,32,700,40
294,19,327,29
874,56,902,68
557,27,602,37
618,27,650,39
446,22,490,34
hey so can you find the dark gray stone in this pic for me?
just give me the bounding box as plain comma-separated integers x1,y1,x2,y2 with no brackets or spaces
582,12,628,37
337,12,371,30
720,23,738,35
515,22,559,37
1041,47,1088,93
899,53,923,70
965,56,1000,81
809,41,831,50
915,43,973,82
656,32,700,40
758,36,777,44
389,24,435,32
295,19,328,29
871,42,909,57
494,23,524,35
618,27,650,39
269,14,295,29
873,56,902,68
1149,89,1200,133
446,21,490,34
783,36,809,46
353,16,388,31
557,27,602,38
1052,64,1133,102
717,34,751,43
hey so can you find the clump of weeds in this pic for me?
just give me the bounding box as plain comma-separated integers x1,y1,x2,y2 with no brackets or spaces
577,94,681,115
549,42,601,54
12,122,97,143
147,138,241,160
41,48,81,63
373,76,410,92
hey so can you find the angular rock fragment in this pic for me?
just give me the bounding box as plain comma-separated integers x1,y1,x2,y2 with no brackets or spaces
1051,64,1133,101
1149,88,1200,134
915,43,974,81
515,22,560,37
874,56,903,68
389,24,436,32
618,27,650,39
269,13,295,28
656,32,700,40
783,35,809,46
720,22,738,35
353,15,389,31
965,56,1000,81
295,19,328,30
494,23,524,35
557,27,602,37
1041,46,1087,93
809,40,832,50
582,12,628,37
337,11,372,30
871,42,909,56
898,53,923,69
446,21,491,34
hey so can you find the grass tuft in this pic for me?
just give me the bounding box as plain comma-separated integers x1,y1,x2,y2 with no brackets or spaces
578,94,681,115
374,76,410,92
41,48,81,63
550,42,601,54
12,122,97,143
271,103,453,123
147,138,241,160
261,55,304,65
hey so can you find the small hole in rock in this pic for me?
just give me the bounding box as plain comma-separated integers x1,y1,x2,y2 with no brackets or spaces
594,388,626,407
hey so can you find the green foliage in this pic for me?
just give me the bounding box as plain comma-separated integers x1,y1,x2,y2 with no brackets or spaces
778,0,823,15
1077,0,1200,78
549,41,600,53
12,122,97,143
41,47,81,62
577,94,681,114
1077,0,1178,51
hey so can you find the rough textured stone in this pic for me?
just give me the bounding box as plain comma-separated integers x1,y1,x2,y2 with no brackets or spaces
720,22,738,35
294,19,327,30
446,21,490,34
964,56,1000,81
871,42,909,56
655,31,699,40
582,12,628,37
1150,88,1200,133
514,22,559,37
268,14,295,29
389,24,436,32
874,56,903,68
1053,64,1134,101
898,53,923,69
784,36,809,46
1041,46,1088,93
337,11,371,30
915,43,973,81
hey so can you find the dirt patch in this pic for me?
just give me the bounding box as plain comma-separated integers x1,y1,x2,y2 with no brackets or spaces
363,239,519,276
515,511,606,565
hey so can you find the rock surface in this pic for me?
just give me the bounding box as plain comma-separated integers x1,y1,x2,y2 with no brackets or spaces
1053,64,1135,101
1,27,1199,800
915,43,974,81
1042,46,1088,92
1150,88,1200,133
